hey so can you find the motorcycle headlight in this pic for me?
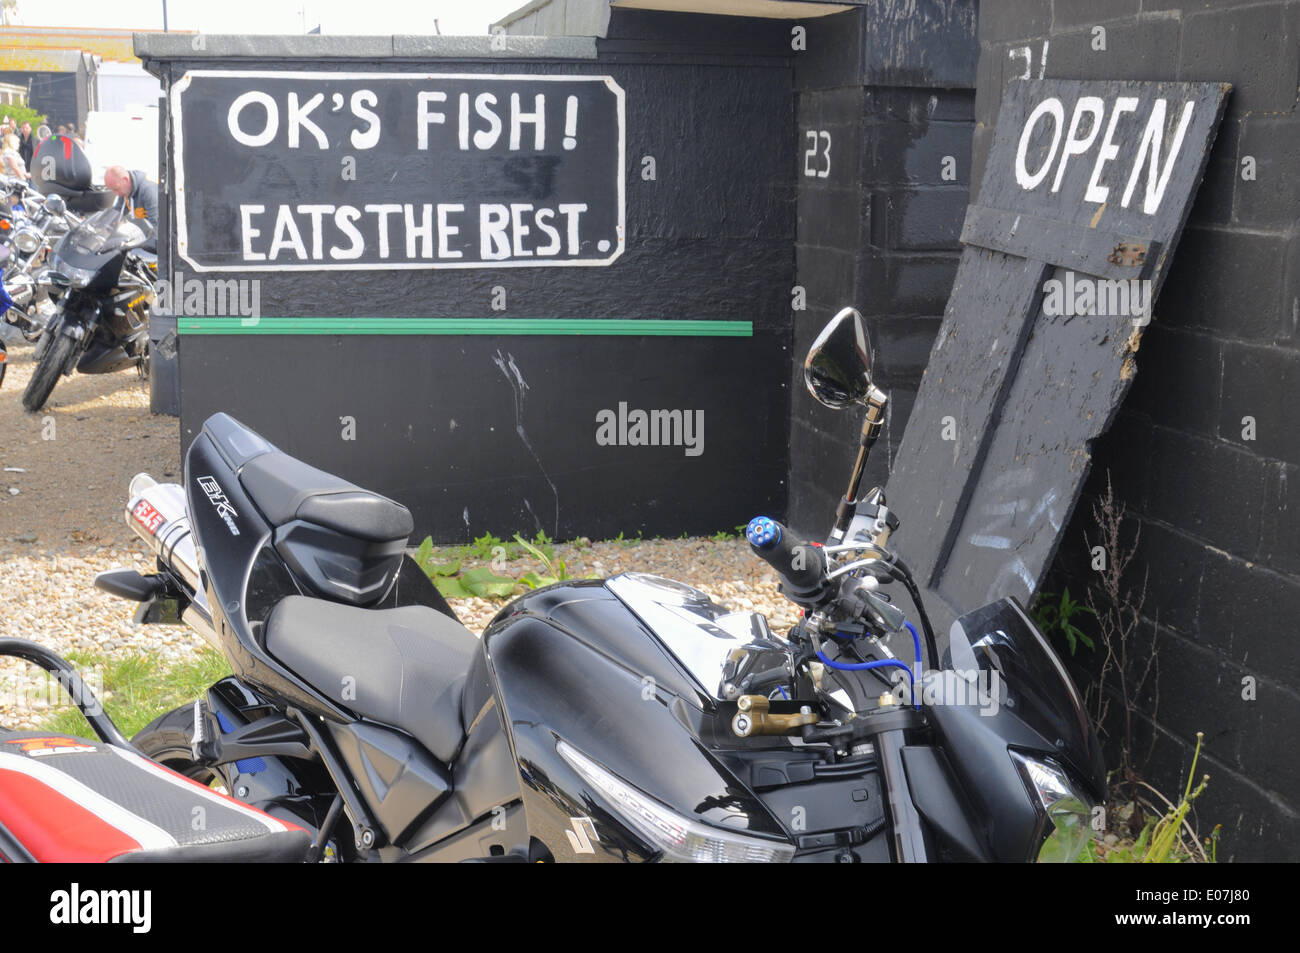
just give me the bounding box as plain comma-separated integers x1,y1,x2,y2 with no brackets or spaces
1011,752,1093,863
13,228,40,254
557,740,795,863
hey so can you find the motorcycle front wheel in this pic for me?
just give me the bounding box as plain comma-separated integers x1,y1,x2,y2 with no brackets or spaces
21,326,76,412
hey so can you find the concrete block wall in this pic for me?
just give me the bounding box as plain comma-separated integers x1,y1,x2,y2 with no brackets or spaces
788,2,977,535
978,0,1300,860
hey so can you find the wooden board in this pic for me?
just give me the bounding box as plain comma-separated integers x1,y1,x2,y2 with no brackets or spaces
885,79,1231,632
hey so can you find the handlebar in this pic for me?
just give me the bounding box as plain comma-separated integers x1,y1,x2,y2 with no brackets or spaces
746,517,830,606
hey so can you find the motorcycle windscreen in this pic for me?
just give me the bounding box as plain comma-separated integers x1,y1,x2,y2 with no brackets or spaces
947,598,1106,798
67,206,145,256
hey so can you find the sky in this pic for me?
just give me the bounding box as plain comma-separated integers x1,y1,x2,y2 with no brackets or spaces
7,0,530,36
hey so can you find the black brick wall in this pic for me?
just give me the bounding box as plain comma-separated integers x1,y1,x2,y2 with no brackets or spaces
979,0,1300,861
788,2,977,536
153,23,797,543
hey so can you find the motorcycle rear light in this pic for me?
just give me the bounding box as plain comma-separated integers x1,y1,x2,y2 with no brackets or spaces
557,739,794,863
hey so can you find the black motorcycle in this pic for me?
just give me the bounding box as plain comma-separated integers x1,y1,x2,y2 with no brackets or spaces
21,203,155,412
21,307,1106,863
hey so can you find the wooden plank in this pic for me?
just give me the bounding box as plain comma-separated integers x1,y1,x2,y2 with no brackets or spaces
885,78,1230,633
961,205,1160,280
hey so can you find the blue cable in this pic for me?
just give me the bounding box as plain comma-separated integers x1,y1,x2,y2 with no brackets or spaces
816,651,915,697
816,651,913,678
819,619,925,710
904,621,923,671
904,620,924,711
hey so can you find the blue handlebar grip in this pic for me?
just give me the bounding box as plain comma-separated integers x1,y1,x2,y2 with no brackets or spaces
746,516,781,550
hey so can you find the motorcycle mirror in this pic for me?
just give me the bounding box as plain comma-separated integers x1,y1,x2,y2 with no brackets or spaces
804,306,873,409
43,193,65,217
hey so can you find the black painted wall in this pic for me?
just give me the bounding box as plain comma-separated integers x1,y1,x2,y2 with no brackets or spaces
787,2,978,536
145,31,797,543
978,0,1300,860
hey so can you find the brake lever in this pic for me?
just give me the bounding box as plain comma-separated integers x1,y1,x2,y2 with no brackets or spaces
826,554,893,581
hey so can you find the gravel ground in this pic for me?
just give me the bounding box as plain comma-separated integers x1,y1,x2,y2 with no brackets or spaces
444,537,802,637
0,338,798,729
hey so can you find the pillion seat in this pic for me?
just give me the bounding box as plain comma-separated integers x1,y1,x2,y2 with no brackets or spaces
231,442,416,607
240,452,414,543
264,595,478,765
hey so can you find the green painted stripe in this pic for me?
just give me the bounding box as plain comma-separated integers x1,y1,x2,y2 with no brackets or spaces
176,317,754,337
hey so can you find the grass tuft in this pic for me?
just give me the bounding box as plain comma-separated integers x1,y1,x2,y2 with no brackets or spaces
40,648,232,740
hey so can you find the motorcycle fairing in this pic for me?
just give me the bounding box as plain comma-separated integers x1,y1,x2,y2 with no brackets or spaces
924,597,1107,861
481,587,792,862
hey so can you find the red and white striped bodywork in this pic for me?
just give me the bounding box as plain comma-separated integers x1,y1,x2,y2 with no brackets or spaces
0,733,309,863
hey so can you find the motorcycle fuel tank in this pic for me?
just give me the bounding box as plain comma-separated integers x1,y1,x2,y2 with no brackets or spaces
480,578,795,862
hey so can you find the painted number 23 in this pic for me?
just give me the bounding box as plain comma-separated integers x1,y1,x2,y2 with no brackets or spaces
803,130,831,178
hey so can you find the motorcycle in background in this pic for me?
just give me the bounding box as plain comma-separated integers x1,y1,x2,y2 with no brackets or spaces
20,203,156,411
0,182,81,359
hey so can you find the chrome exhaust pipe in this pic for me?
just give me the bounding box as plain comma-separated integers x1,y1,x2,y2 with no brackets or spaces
125,473,203,597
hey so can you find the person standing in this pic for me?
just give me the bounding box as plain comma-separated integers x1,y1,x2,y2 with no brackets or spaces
17,122,33,169
2,133,28,179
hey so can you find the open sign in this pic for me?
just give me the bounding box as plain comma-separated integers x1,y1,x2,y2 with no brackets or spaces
978,79,1230,236
1014,94,1197,214
886,77,1230,629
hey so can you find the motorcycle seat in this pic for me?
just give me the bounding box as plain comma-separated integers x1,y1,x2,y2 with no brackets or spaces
265,595,477,764
0,732,311,863
240,451,414,544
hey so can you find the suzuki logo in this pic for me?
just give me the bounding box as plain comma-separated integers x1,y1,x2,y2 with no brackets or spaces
564,816,599,855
